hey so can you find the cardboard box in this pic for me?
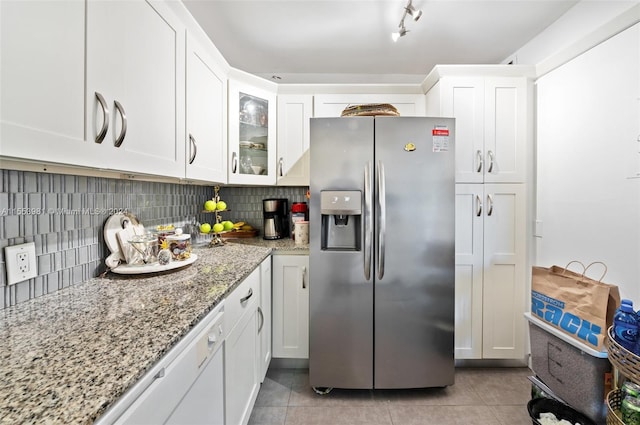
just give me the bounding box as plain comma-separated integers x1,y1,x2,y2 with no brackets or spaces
526,313,611,425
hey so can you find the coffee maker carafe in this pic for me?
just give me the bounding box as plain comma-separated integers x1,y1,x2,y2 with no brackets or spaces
263,198,288,240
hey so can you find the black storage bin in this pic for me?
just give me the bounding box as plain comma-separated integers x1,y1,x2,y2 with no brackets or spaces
528,398,597,425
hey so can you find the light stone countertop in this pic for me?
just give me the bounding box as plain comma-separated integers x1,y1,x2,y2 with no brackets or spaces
0,242,274,424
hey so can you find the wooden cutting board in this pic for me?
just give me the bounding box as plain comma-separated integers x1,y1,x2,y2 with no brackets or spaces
220,230,258,239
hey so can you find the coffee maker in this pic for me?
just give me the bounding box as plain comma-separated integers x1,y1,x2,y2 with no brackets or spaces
263,198,288,240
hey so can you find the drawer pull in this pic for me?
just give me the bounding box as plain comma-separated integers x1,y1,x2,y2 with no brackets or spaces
240,288,253,303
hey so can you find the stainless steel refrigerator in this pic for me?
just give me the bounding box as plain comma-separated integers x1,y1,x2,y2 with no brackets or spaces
309,116,455,390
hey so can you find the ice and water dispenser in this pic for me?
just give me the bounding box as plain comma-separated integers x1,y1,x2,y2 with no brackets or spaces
320,190,361,251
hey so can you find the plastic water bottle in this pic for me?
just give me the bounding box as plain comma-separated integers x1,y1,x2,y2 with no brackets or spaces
614,299,638,352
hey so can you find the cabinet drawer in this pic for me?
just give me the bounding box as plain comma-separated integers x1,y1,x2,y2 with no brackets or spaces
225,267,260,336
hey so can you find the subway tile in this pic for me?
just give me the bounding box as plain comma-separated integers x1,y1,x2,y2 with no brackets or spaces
4,215,19,239
0,192,8,211
37,253,52,275
15,280,30,304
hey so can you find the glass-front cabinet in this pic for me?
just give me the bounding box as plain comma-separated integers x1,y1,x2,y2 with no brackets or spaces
228,80,276,184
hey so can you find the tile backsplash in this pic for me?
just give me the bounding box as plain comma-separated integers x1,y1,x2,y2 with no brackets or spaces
0,169,307,309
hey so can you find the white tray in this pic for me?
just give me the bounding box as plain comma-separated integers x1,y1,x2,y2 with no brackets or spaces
111,254,197,275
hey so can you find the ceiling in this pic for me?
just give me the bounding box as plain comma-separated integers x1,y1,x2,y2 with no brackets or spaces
182,0,580,85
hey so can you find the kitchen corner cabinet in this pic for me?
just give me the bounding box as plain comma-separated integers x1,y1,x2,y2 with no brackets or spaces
228,81,277,185
454,183,526,359
86,0,186,178
225,265,261,425
425,75,529,184
185,33,227,183
276,95,312,186
0,0,90,166
259,257,272,381
272,255,309,359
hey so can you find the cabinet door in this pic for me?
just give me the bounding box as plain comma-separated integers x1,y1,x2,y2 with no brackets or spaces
185,33,227,183
272,255,309,359
228,80,277,185
276,95,312,186
484,78,528,183
225,308,259,425
481,183,526,359
0,0,91,165
454,184,484,359
440,78,485,184
86,0,185,177
259,257,272,382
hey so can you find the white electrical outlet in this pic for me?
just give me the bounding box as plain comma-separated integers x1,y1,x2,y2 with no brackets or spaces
5,242,38,285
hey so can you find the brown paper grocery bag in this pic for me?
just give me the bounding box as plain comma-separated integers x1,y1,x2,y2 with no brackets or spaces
531,261,621,351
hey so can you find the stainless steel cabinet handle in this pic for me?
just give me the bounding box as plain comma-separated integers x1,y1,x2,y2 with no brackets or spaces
279,157,284,177
487,194,494,216
188,134,197,164
363,161,372,281
113,100,127,147
231,152,238,174
301,266,307,289
94,92,109,144
240,287,253,303
476,150,483,173
258,306,264,333
487,150,495,173
377,160,386,280
475,194,482,217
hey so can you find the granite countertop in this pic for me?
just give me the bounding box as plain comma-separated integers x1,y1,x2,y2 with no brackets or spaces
0,243,272,425
226,236,309,253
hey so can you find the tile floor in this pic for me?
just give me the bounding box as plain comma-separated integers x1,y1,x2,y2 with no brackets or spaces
248,367,534,425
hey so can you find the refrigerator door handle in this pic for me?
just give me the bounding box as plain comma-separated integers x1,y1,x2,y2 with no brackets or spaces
364,161,373,280
475,194,482,217
377,160,386,280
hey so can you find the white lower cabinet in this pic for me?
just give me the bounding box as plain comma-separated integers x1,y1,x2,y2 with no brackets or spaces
272,255,309,359
455,183,527,360
224,266,262,425
259,257,272,381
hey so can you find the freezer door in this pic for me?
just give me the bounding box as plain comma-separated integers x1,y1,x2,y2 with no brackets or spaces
309,117,375,389
373,116,455,388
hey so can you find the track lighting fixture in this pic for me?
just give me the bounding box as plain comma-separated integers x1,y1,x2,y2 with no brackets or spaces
391,0,422,42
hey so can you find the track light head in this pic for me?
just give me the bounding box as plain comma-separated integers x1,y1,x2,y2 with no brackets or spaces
391,25,408,42
406,3,422,21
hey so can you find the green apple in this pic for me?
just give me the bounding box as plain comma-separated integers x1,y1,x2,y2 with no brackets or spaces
212,223,224,233
204,200,216,211
199,222,211,234
216,200,227,211
222,220,234,231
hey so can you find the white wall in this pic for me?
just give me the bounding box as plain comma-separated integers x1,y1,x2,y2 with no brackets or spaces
503,1,639,76
535,22,640,302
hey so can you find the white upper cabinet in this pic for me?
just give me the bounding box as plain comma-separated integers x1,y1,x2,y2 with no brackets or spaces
313,94,426,118
0,0,92,165
276,95,312,186
86,0,185,177
425,70,531,184
228,77,277,185
185,33,227,183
